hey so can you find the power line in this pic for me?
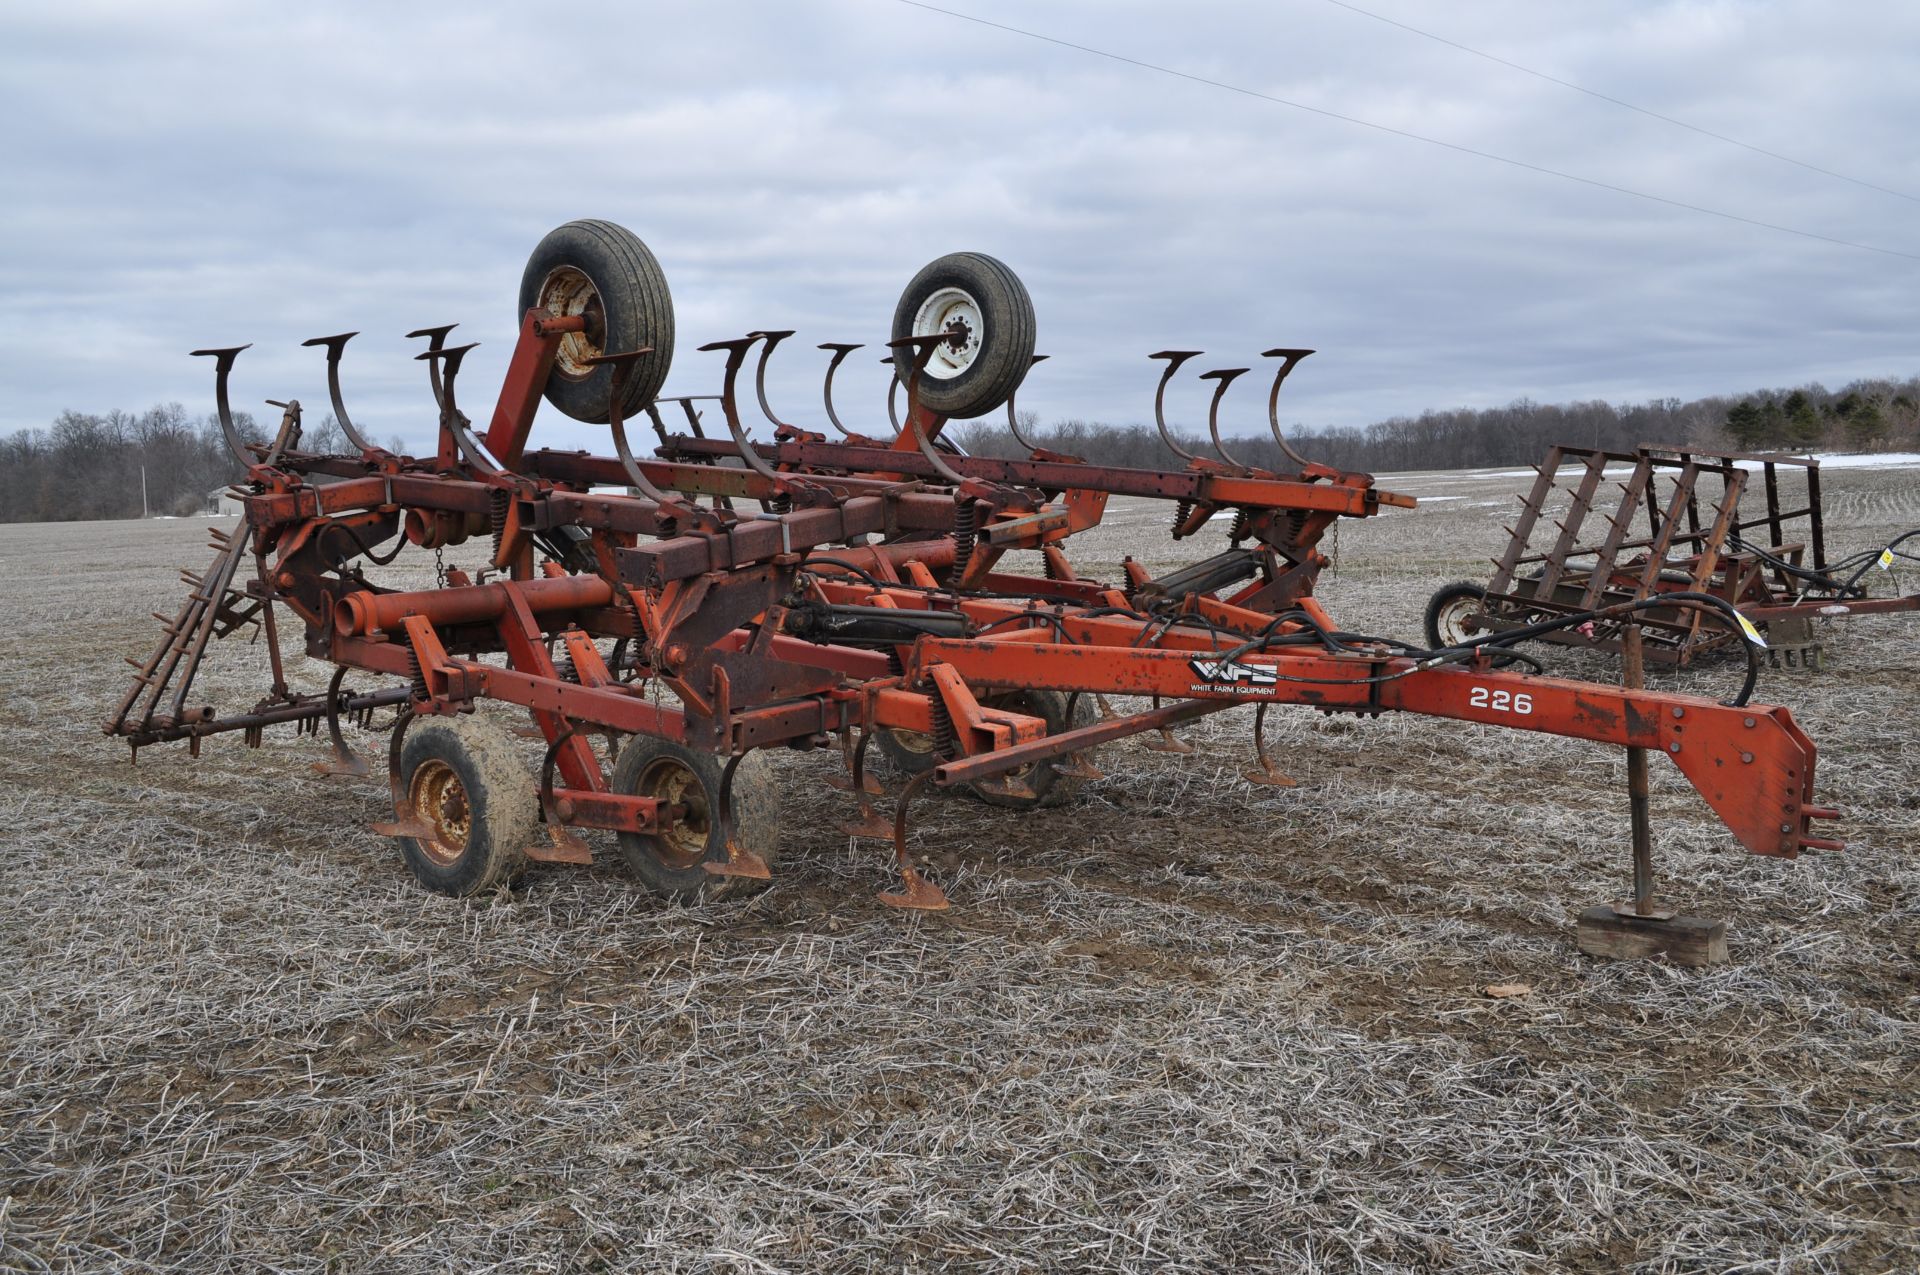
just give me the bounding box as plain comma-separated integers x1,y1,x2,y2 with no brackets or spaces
1317,0,1920,206
888,0,1920,264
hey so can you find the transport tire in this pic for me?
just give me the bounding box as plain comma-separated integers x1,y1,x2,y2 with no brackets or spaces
1425,581,1489,649
396,714,536,897
611,738,780,902
890,252,1036,419
519,219,674,424
875,690,1094,810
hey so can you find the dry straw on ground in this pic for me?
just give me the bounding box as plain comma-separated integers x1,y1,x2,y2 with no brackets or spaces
1,466,1915,1272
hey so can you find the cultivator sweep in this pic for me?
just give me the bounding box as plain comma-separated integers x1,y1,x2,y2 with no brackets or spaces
108,220,1843,918
1426,444,1920,669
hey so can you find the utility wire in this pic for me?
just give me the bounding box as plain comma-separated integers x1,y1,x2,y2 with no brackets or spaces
889,0,1920,264
1317,0,1920,206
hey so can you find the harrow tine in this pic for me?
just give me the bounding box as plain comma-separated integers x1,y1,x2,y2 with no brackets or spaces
696,334,790,490
189,345,257,470
1140,695,1195,753
703,751,774,881
1006,354,1049,453
880,355,904,438
311,665,369,778
1242,702,1297,787
746,329,799,434
1148,350,1203,463
1197,367,1252,471
405,324,458,409
837,730,895,838
824,727,883,795
300,331,377,454
582,348,686,511
415,342,499,474
1260,348,1317,469
817,342,864,440
886,333,969,487
877,771,948,910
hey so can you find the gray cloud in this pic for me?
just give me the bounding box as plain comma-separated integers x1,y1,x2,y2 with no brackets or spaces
3,0,1916,455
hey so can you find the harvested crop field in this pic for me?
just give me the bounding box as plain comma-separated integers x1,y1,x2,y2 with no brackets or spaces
2,463,1916,1273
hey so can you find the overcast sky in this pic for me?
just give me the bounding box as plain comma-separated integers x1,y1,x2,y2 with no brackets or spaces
3,0,1916,454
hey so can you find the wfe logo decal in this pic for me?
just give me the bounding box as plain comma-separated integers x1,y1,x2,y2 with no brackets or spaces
1188,658,1277,686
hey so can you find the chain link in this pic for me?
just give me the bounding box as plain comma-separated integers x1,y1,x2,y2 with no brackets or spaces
434,544,446,589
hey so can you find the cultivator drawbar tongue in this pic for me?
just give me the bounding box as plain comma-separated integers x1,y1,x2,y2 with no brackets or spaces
108,218,1842,930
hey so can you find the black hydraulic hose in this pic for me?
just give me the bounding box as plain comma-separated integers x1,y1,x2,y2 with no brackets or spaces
1837,527,1920,594
1448,590,1761,707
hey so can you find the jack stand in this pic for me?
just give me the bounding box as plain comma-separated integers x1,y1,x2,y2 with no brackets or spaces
1576,624,1728,967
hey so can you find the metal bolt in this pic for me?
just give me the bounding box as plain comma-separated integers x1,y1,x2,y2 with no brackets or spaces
1741,752,1754,764
1667,742,1680,753
1671,707,1684,719
1743,716,1756,728
1780,824,1792,833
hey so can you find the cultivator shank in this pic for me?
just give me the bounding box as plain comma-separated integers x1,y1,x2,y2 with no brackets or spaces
108,220,1844,925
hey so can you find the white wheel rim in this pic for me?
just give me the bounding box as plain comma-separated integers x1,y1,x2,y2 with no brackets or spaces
1438,595,1481,646
911,286,983,380
537,266,604,380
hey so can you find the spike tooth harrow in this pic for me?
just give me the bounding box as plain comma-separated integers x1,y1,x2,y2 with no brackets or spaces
1432,442,1920,668
107,220,1843,925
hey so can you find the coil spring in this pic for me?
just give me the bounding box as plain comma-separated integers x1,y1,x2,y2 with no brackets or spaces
1042,549,1067,581
951,499,979,579
405,648,427,698
769,493,792,516
489,489,510,557
929,696,957,758
1172,499,1193,530
1228,508,1250,542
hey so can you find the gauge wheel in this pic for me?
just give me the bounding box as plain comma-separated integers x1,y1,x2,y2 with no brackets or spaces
611,738,780,902
396,714,536,897
1425,581,1490,649
519,219,674,424
874,689,1094,810
890,252,1036,419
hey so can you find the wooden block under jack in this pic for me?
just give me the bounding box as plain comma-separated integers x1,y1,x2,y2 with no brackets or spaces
1576,905,1728,967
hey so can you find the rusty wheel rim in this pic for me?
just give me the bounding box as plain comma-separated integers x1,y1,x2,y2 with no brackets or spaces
537,266,607,380
638,757,711,869
407,758,472,867
887,727,938,757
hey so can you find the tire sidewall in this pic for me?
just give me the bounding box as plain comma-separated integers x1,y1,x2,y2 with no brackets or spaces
611,739,780,901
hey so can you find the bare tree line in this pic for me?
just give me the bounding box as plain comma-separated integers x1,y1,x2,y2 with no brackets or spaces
3,375,1915,522
0,408,395,523
955,375,1920,473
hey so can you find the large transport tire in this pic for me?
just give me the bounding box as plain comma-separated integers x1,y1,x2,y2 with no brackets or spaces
610,738,781,902
519,219,674,424
396,714,537,897
1424,581,1489,650
890,252,1036,420
874,689,1094,811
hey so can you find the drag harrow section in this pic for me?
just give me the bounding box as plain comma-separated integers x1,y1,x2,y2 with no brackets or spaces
1427,443,1919,669
107,219,1842,950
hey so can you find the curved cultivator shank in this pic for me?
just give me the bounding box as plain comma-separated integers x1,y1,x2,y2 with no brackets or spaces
107,219,1842,927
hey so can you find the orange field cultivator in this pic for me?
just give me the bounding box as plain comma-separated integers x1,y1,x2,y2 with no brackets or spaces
107,220,1841,937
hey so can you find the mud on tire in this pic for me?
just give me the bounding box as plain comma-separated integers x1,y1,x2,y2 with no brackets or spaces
396,714,537,897
610,738,781,903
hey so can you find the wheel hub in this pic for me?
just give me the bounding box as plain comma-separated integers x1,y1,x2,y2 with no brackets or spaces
407,758,472,867
537,266,607,380
639,758,711,868
911,287,983,380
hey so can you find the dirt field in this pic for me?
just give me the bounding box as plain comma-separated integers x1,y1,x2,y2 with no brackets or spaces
2,463,1916,1272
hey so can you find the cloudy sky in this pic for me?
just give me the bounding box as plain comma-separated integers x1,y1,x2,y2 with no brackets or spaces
3,0,1916,454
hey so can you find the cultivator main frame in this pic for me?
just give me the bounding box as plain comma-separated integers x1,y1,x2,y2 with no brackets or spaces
1430,443,1920,668
109,221,1843,915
